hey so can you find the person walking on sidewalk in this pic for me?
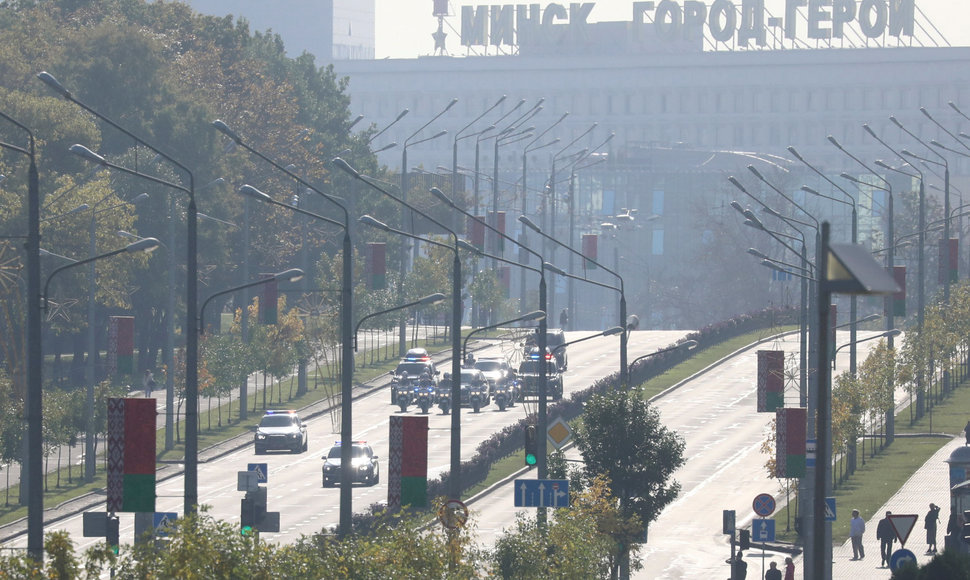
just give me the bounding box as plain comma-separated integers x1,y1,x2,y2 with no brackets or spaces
876,510,895,567
764,561,781,580
784,556,795,580
925,502,941,553
850,509,866,560
143,369,156,398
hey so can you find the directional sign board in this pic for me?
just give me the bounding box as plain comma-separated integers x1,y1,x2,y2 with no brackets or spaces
888,514,919,546
825,497,837,521
153,512,178,537
890,548,917,572
247,463,268,483
753,493,776,517
514,479,569,508
752,519,776,543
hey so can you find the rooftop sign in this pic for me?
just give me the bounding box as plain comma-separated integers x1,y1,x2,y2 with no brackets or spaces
460,0,916,50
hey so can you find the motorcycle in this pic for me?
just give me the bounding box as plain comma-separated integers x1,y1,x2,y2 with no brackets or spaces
394,375,414,413
415,378,436,414
467,381,489,413
492,381,513,411
437,376,452,415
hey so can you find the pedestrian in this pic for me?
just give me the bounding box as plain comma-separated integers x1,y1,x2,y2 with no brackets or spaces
143,369,155,398
849,508,866,560
764,561,781,580
784,556,795,580
732,551,748,580
876,510,895,567
925,502,941,553
559,308,568,329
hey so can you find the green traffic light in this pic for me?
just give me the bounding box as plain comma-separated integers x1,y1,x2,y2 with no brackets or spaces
241,525,254,536
525,453,537,466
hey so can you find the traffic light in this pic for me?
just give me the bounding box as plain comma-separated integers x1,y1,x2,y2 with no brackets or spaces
524,424,538,466
739,528,751,550
252,486,268,525
106,514,120,555
241,491,256,529
962,510,970,543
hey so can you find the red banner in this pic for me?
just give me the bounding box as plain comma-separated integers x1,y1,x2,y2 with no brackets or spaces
582,234,598,270
757,350,784,412
367,242,386,290
776,407,806,478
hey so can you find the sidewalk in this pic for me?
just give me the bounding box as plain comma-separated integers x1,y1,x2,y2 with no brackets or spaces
783,435,961,579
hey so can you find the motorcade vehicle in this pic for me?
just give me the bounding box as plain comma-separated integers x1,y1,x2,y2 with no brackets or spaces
459,368,491,413
389,348,439,403
321,441,379,487
254,410,308,454
523,329,568,371
517,348,564,400
474,356,517,410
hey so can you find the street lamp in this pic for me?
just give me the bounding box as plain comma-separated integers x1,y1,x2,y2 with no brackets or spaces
628,339,698,374
199,269,304,333
0,111,41,560
44,239,160,309
354,294,446,351
834,328,901,356
336,157,467,499
41,70,202,517
462,310,546,362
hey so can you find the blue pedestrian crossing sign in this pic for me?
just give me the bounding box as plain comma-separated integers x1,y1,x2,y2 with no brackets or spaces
825,497,837,521
514,479,569,508
153,512,178,536
890,548,917,572
248,463,268,483
752,519,776,543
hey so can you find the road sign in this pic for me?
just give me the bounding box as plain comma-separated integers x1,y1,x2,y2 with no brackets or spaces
889,514,919,546
247,462,268,483
547,416,572,449
825,497,837,521
890,548,917,571
753,493,776,517
439,498,469,529
806,439,817,467
514,479,569,508
237,470,258,492
153,512,178,536
752,519,776,543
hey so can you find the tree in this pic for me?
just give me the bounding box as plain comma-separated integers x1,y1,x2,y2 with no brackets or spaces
575,388,686,578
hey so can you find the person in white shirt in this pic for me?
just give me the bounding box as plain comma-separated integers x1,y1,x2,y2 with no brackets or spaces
850,509,866,560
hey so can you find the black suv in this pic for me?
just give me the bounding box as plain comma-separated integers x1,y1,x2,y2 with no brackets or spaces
321,441,379,487
524,330,568,372
254,410,308,454
389,348,439,403
517,348,564,400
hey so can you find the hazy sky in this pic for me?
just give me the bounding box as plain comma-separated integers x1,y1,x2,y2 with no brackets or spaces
373,0,970,58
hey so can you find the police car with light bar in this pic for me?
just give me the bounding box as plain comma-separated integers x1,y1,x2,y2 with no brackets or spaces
254,410,308,454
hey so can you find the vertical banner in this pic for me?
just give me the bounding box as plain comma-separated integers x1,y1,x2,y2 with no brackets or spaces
494,211,506,252
949,238,959,282
366,242,386,290
498,266,511,298
757,350,785,412
107,398,156,513
468,215,485,250
892,266,906,318
259,274,278,325
388,416,428,511
109,316,134,377
582,234,598,270
776,407,807,478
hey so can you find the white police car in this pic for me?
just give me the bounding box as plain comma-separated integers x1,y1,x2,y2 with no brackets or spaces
254,410,308,454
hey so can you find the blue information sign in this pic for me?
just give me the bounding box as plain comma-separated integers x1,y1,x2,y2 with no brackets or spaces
153,512,178,536
248,463,268,483
825,497,837,521
752,519,776,543
890,548,917,572
513,479,569,508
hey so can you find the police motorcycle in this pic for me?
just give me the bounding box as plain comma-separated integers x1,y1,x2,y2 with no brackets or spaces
437,373,453,415
414,372,436,414
393,371,415,413
491,374,516,411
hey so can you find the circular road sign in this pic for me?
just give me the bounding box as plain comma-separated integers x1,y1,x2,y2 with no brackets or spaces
753,493,776,517
890,548,917,572
439,498,469,530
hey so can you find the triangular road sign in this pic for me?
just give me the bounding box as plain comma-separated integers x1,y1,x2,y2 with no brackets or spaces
888,514,919,546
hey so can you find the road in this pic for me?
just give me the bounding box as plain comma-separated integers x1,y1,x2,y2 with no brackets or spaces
0,329,691,552
468,330,890,579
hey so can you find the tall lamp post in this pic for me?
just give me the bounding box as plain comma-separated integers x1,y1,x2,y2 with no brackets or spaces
335,157,467,500
0,112,42,560
355,294,447,350
629,339,698,374
829,134,898,444
40,71,201,516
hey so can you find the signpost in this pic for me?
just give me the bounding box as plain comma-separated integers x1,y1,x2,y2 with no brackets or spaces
888,514,919,546
546,416,572,449
824,497,837,522
514,479,569,507
247,462,268,483
752,519,776,543
753,493,776,517
890,548,917,572
153,512,178,537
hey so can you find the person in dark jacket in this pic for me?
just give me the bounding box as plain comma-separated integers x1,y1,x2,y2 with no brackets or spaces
876,511,895,567
925,503,941,553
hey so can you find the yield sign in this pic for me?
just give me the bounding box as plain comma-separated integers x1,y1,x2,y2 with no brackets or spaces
888,514,919,546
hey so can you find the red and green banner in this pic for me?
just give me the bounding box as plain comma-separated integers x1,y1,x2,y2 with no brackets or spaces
388,416,428,511
582,234,598,270
259,275,278,325
366,242,386,290
757,350,784,412
107,398,156,513
468,216,485,250
892,266,906,318
109,316,134,377
939,238,958,283
776,407,806,478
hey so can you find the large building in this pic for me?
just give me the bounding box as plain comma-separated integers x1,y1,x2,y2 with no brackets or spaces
193,1,970,329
